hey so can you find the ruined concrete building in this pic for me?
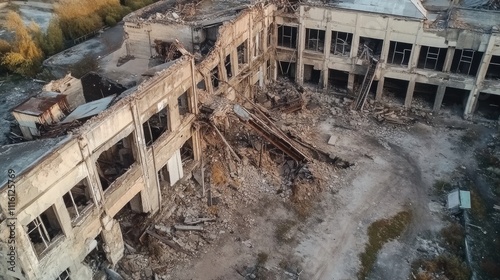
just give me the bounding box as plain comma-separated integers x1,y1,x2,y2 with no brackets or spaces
1,0,500,278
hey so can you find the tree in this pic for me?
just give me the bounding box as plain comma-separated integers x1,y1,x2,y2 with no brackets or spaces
1,11,43,76
41,18,64,56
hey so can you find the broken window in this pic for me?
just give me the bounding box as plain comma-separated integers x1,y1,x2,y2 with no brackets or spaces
358,37,383,59
56,268,71,280
237,40,248,65
253,32,262,57
331,31,352,56
388,41,412,66
96,132,135,191
450,49,483,76
225,54,232,78
266,60,272,79
26,206,63,258
417,46,447,71
303,64,321,85
278,61,296,79
180,137,195,167
143,106,170,146
305,28,325,52
328,69,349,90
267,25,273,48
63,178,93,224
486,55,500,80
178,91,189,117
211,67,220,90
197,79,206,90
277,25,297,49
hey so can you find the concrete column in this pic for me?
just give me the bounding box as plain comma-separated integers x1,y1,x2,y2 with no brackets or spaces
433,84,446,111
322,24,332,89
70,264,93,280
351,13,360,60
100,216,124,265
78,138,103,207
191,128,201,162
443,47,456,73
347,73,355,94
376,76,385,101
404,77,416,108
380,19,392,64
53,197,73,236
296,7,305,85
248,14,253,70
131,102,156,213
409,44,421,70
464,32,497,119
189,58,199,115
230,49,239,77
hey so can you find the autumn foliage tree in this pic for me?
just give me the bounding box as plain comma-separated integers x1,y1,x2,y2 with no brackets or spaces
1,11,43,76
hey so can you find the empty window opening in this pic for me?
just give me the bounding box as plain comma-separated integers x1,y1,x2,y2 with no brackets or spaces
143,106,170,146
56,268,71,280
266,60,272,79
328,69,349,91
476,92,500,120
83,235,107,274
96,132,135,191
450,49,483,76
237,40,248,65
486,55,500,80
181,137,195,167
178,91,189,117
358,37,383,59
303,64,321,85
26,206,63,258
412,83,437,110
211,67,220,90
225,54,233,78
417,46,447,71
331,31,353,56
197,79,206,90
158,164,170,188
153,40,182,62
383,78,409,105
253,31,263,57
388,41,412,66
267,25,273,48
278,61,296,79
441,87,469,114
277,25,297,49
63,178,93,223
305,28,326,52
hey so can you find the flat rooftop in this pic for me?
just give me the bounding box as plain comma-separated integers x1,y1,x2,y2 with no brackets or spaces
306,0,427,18
0,136,71,188
448,8,500,32
13,92,66,116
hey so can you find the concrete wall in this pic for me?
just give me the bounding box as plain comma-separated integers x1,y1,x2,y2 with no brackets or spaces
0,4,275,280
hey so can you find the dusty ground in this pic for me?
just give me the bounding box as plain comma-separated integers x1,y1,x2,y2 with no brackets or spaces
115,83,495,280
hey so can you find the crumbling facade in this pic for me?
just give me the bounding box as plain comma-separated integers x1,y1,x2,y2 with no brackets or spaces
1,0,500,279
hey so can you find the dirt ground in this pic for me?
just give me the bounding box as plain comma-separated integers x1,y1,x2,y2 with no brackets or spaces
114,82,496,280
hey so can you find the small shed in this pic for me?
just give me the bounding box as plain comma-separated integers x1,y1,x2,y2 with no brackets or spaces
447,189,471,213
12,92,70,140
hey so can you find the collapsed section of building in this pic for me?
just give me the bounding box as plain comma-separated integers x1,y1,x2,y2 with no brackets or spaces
1,0,500,279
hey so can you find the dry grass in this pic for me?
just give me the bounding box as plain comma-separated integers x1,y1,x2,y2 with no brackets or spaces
433,179,453,196
358,210,412,280
418,255,470,280
441,222,465,256
275,219,297,244
210,161,227,186
470,189,487,221
257,252,269,265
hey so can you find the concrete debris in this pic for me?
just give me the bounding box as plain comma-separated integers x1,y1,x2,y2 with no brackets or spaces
174,225,204,231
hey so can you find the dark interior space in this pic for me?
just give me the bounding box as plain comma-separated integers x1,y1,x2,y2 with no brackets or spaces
303,64,321,85
96,132,135,191
331,31,353,56
237,40,248,65
328,69,349,90
143,107,169,146
81,72,127,103
225,54,232,78
417,46,447,71
383,78,409,105
475,92,500,120
278,61,296,79
305,28,326,52
485,55,500,80
358,37,383,58
27,206,63,258
412,83,437,109
63,178,93,222
387,41,412,66
441,87,469,113
180,137,194,167
277,25,298,49
211,67,220,89
450,49,483,76
178,91,189,117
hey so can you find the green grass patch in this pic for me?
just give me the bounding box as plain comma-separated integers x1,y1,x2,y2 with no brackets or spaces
275,219,297,244
358,210,412,280
433,180,454,196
